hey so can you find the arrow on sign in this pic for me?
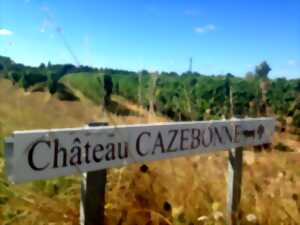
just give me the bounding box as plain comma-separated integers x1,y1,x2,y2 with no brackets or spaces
242,129,256,139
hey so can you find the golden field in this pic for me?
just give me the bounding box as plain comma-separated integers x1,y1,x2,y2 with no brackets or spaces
0,79,299,225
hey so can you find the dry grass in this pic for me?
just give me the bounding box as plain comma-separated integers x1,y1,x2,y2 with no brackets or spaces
106,151,300,225
0,79,299,225
0,79,167,133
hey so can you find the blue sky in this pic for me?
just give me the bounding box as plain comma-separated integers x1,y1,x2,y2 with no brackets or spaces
0,0,299,78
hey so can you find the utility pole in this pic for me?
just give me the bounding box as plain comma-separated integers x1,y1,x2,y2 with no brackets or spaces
189,57,193,73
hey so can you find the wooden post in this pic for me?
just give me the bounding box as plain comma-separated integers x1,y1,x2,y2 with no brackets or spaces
80,122,108,225
227,81,244,225
227,147,243,225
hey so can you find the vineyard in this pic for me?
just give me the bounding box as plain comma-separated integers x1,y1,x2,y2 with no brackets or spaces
0,75,299,225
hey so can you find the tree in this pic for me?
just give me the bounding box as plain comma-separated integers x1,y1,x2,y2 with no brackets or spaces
245,71,255,81
20,74,30,91
295,79,300,93
253,61,272,116
39,63,46,70
223,74,231,117
255,61,271,80
189,77,198,86
225,73,234,78
48,77,57,94
104,74,113,106
9,71,22,85
267,78,294,115
0,55,14,70
115,81,119,95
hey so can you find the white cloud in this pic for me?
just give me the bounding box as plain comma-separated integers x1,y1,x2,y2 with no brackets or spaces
195,27,205,33
288,59,296,65
0,28,13,36
194,24,216,33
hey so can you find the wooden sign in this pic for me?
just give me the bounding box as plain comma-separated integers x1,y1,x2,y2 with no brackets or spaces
5,118,275,183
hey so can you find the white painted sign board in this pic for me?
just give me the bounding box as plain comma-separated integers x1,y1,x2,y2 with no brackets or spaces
5,118,275,183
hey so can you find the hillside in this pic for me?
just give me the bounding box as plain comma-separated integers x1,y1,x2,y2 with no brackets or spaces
0,78,299,225
0,78,167,225
2,55,300,127
1,54,300,225
60,72,105,104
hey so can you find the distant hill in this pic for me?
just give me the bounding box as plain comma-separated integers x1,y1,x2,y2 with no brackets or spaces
1,54,300,129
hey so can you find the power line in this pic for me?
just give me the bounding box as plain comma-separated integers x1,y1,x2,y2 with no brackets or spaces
56,27,81,67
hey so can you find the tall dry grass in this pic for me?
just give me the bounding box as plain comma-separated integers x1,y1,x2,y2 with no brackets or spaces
105,150,300,225
0,78,299,225
0,78,167,225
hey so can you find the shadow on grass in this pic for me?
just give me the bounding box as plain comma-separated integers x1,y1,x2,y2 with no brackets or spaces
106,100,140,116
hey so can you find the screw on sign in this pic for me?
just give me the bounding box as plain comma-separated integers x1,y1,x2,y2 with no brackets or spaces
4,118,275,225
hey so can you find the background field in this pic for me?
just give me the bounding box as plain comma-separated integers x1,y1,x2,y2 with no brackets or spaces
0,76,299,225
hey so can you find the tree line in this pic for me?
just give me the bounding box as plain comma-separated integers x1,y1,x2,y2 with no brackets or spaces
0,55,299,129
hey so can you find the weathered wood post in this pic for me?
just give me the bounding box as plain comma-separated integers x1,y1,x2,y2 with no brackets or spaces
226,82,244,225
227,146,243,225
80,122,108,225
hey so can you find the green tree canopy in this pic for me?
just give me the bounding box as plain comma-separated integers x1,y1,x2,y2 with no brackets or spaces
255,61,271,80
104,74,113,106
